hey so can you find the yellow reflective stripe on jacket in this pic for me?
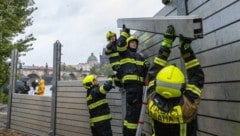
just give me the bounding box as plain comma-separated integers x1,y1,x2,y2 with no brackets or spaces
114,76,121,82
90,114,112,124
86,95,92,101
88,99,108,110
122,75,144,82
180,123,187,136
109,52,119,58
148,80,155,88
154,57,167,67
110,61,120,67
186,84,201,96
124,120,138,129
121,32,130,38
120,58,134,64
185,59,200,69
105,49,111,54
117,45,127,52
99,86,107,94
120,58,144,66
148,100,184,124
135,60,144,66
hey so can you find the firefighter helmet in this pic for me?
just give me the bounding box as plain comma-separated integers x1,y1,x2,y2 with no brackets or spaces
155,65,185,98
82,75,96,89
127,36,138,47
106,31,116,41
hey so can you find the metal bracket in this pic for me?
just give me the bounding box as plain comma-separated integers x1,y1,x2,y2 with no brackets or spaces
117,15,203,39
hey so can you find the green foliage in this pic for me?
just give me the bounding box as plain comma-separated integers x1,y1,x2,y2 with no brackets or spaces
0,0,36,88
0,89,8,104
61,64,77,72
90,65,100,75
90,64,114,76
99,64,114,76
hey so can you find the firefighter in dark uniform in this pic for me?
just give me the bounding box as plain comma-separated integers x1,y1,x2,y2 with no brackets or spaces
105,31,119,71
105,31,122,87
147,25,205,136
82,75,114,136
117,27,149,136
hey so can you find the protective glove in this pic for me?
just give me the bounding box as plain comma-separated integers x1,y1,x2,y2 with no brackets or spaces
113,76,123,88
179,34,192,51
161,25,176,48
116,67,123,79
184,90,199,103
122,24,130,34
103,78,114,91
144,60,150,70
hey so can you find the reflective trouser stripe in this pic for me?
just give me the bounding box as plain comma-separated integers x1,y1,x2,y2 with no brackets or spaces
150,118,156,136
185,59,199,69
88,99,107,110
180,123,187,136
90,114,112,126
124,120,138,129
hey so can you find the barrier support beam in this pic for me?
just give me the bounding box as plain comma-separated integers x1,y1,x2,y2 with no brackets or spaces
117,15,203,39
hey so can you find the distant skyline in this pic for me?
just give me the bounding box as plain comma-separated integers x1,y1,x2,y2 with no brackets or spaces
20,0,164,66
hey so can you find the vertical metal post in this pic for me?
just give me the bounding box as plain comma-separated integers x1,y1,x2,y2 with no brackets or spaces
6,49,18,128
49,40,62,136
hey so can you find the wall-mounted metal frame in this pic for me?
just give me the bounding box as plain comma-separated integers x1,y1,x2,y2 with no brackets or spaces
117,15,203,39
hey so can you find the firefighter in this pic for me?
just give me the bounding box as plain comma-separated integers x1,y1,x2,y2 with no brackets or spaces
147,25,205,136
82,75,114,136
105,31,122,87
117,26,149,136
105,31,119,71
35,79,45,95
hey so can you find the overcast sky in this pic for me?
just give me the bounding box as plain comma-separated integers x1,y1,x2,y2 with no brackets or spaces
20,0,164,67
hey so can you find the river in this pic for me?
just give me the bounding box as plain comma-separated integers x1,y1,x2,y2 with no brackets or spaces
28,85,52,96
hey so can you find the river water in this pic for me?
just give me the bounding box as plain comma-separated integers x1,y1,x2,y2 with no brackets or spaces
28,85,52,96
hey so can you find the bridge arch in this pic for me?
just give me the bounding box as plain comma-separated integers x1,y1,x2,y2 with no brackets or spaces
27,73,40,81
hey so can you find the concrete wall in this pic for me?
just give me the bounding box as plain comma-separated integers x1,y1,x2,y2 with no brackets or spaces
137,0,240,136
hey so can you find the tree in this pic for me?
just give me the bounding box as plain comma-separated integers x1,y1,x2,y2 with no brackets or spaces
90,64,114,76
90,65,100,75
0,0,36,89
98,64,114,76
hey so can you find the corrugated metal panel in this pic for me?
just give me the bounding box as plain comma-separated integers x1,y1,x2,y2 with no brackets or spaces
137,0,240,136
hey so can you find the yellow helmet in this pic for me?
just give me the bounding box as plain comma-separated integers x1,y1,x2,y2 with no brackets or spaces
127,36,138,47
106,31,116,41
155,65,185,98
82,75,96,89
